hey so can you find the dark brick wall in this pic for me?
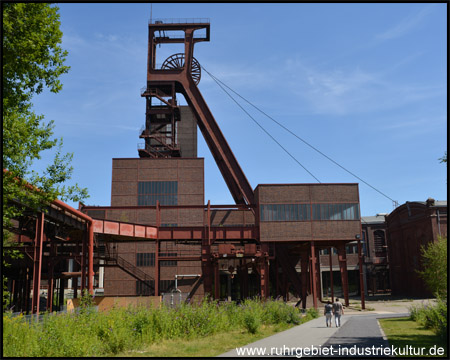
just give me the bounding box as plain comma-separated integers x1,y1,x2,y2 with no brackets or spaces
256,184,359,203
104,157,205,296
209,209,255,226
386,202,447,297
256,184,361,242
104,241,204,297
110,158,204,225
178,106,197,158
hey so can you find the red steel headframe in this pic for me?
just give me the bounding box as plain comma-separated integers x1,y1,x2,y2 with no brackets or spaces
145,20,255,206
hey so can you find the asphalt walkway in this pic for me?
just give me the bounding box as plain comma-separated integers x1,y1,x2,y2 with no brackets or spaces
218,300,417,357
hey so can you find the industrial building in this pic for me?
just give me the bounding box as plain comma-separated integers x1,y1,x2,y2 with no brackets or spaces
79,19,365,308
6,19,370,313
386,198,447,298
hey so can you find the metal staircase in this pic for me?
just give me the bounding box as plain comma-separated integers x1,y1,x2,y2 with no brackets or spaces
95,239,155,294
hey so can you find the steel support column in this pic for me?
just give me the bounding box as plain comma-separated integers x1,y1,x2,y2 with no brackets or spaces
201,201,213,297
59,278,65,311
329,247,334,302
32,212,44,315
88,223,94,295
214,260,220,299
310,241,318,309
47,241,56,312
315,246,321,302
81,229,86,293
155,201,160,296
259,259,269,299
25,268,31,314
73,243,79,299
300,250,309,309
260,244,269,299
337,243,349,307
358,240,365,310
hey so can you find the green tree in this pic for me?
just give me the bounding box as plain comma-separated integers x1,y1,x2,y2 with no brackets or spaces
417,236,447,299
439,151,447,164
3,3,88,309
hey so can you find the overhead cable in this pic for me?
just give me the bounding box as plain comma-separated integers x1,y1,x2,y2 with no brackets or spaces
201,65,396,204
202,66,321,183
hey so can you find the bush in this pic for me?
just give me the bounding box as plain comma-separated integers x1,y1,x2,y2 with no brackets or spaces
417,236,447,299
409,298,447,340
305,307,319,320
243,312,261,334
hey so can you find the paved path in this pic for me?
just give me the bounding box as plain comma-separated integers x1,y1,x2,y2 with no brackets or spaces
322,313,409,358
219,311,409,357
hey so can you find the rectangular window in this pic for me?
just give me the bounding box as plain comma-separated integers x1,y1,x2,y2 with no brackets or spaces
138,181,178,206
260,204,311,222
160,252,177,267
136,280,154,295
136,252,155,267
311,204,360,221
159,280,175,293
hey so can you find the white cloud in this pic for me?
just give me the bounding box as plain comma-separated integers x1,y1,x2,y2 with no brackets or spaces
282,56,445,116
376,5,435,41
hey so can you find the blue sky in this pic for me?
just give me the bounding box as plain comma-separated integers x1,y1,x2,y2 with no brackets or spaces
31,3,447,216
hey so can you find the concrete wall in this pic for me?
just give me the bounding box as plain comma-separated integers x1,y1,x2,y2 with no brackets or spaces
70,296,161,312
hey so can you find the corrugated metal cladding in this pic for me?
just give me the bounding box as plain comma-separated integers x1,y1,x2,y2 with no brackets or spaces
256,184,361,242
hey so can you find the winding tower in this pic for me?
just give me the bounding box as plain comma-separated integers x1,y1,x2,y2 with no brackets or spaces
139,19,254,206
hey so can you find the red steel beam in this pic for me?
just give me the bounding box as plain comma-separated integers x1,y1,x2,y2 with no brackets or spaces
310,241,318,309
92,219,157,239
181,81,255,206
300,250,309,309
358,239,365,310
155,201,160,296
145,22,255,206
88,223,94,294
31,212,44,315
337,243,350,307
81,204,254,210
329,246,334,302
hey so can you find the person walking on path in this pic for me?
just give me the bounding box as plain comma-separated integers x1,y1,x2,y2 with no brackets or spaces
324,300,333,327
333,298,344,327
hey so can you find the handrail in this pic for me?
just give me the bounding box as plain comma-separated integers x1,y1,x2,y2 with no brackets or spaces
149,18,210,25
103,241,155,291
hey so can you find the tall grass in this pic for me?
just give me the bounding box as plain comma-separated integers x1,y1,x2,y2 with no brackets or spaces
3,298,318,357
409,298,447,339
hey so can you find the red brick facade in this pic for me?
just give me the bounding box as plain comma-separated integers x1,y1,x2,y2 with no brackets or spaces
386,199,447,297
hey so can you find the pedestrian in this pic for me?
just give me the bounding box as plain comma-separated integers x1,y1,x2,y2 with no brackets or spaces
332,297,344,327
324,300,333,327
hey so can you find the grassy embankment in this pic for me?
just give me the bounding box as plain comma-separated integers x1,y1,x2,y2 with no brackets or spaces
3,298,319,357
379,317,447,357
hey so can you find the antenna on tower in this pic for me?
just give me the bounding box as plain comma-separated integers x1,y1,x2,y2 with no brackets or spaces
150,3,152,24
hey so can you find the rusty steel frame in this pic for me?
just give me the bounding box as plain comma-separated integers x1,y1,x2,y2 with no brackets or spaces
145,21,255,206
3,171,96,314
5,17,367,310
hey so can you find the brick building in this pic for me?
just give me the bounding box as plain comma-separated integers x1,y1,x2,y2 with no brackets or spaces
386,198,447,298
78,20,365,308
361,214,390,295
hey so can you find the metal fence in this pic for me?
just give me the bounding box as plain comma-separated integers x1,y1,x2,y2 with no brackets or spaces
161,290,189,307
